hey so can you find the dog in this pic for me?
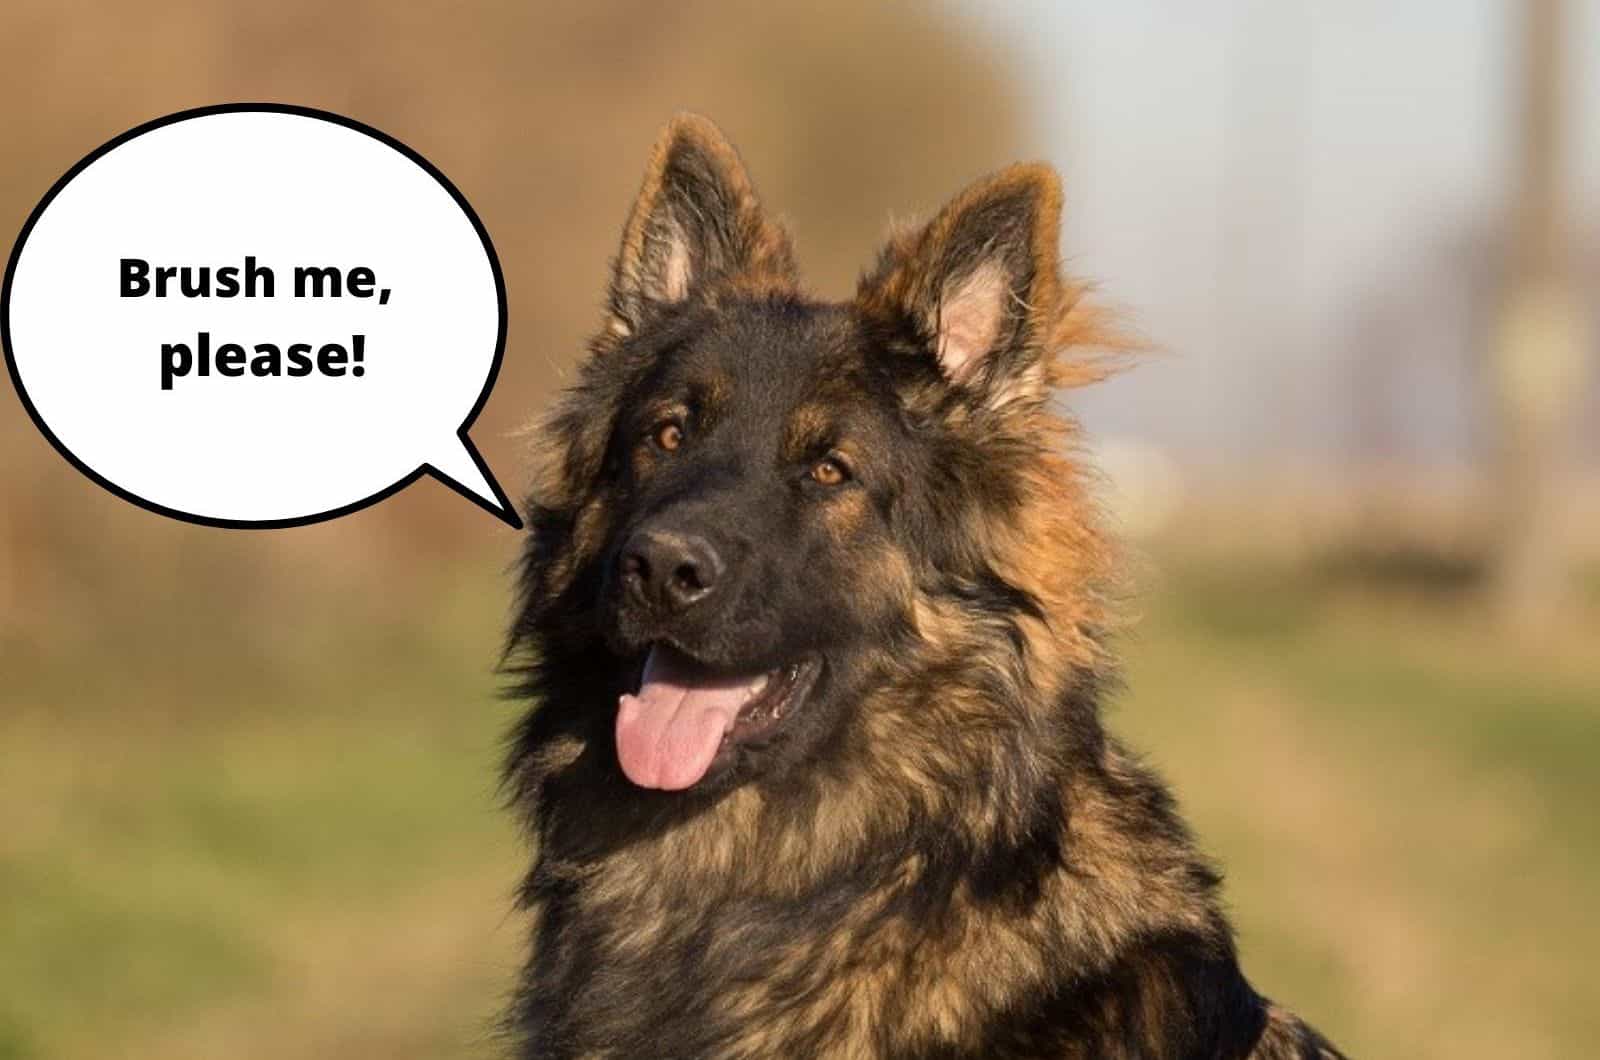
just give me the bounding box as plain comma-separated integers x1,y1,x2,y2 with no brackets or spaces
502,114,1344,1059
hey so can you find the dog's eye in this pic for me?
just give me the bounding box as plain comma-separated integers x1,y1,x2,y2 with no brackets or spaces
653,420,684,452
810,456,850,487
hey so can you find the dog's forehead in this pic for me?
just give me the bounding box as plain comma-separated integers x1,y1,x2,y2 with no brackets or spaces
679,301,871,415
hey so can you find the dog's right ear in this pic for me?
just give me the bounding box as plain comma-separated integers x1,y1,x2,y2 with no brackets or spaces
605,114,796,337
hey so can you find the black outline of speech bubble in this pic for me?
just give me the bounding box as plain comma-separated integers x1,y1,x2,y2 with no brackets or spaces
2,103,523,531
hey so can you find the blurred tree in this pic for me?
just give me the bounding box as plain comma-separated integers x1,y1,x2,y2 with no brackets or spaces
1489,0,1592,632
0,1,1025,638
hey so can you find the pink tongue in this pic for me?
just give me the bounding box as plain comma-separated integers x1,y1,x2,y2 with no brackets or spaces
615,646,766,790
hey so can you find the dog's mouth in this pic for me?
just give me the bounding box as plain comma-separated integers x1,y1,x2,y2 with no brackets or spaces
614,643,820,791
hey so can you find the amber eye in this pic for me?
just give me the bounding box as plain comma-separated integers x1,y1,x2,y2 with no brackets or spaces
810,456,849,486
653,420,683,452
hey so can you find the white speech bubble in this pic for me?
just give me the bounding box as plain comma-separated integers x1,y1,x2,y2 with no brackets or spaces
2,104,521,529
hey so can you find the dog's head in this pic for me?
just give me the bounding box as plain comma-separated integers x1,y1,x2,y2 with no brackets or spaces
513,115,1118,800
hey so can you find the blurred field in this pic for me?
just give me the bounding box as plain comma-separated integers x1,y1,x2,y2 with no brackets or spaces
3,548,1596,1060
0,560,524,1060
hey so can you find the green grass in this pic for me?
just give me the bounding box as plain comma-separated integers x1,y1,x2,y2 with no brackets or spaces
0,567,524,1059
3,556,1597,1058
1114,560,1600,1057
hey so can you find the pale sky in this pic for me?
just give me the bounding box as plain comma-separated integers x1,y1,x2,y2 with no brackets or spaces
959,1,1600,470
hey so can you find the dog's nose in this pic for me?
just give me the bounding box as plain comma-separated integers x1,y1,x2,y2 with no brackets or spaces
619,530,723,613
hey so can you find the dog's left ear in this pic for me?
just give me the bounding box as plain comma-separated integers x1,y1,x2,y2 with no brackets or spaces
857,164,1065,409
606,114,797,337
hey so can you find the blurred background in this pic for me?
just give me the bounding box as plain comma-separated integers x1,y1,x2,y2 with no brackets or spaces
2,2,1596,1057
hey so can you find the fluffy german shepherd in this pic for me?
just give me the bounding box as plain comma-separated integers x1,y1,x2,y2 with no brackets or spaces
503,115,1343,1059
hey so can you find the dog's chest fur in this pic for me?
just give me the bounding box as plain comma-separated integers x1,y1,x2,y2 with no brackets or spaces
509,746,1331,1060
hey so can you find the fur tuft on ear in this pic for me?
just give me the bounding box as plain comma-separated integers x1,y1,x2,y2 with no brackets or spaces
606,114,797,336
857,164,1116,408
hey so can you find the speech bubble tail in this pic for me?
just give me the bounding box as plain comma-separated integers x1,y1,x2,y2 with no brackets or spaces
423,435,523,529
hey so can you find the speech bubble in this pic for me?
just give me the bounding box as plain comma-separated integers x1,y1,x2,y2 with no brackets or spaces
2,103,521,529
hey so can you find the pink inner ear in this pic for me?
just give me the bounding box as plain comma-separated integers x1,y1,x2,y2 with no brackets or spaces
660,230,693,303
935,261,1007,381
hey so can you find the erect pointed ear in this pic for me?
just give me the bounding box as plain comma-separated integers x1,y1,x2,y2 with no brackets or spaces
857,164,1066,406
606,114,797,336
